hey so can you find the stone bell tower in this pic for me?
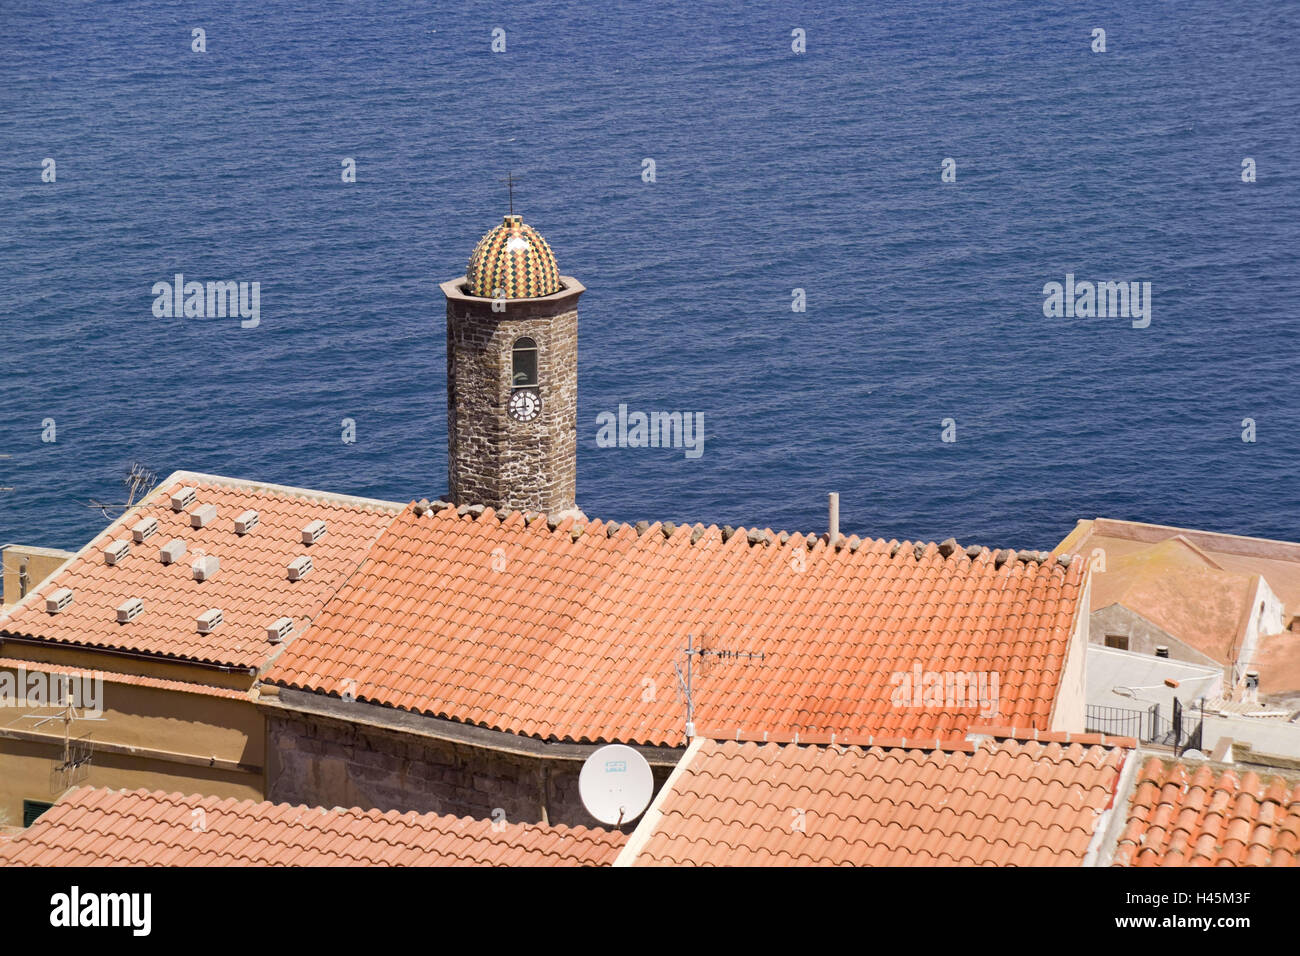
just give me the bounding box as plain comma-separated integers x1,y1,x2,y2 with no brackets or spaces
441,212,583,516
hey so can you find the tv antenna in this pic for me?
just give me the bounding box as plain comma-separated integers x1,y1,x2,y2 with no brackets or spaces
84,461,157,519
673,633,765,740
0,453,12,493
21,677,104,795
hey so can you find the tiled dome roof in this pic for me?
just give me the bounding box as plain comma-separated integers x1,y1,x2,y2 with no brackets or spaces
465,214,561,299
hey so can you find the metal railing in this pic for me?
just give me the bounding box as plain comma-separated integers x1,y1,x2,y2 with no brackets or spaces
1085,700,1204,755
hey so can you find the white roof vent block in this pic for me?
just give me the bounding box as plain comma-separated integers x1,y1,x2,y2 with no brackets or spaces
234,509,260,535
104,539,131,565
301,520,327,545
287,556,313,581
266,617,294,644
116,598,144,623
192,554,220,582
196,608,223,634
46,588,74,614
171,487,197,512
131,517,158,543
190,503,218,528
159,538,187,565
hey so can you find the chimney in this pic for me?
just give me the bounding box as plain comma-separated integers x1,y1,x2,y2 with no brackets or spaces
828,493,840,547
1155,645,1169,659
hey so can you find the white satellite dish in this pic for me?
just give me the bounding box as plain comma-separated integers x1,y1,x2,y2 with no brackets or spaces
579,744,654,826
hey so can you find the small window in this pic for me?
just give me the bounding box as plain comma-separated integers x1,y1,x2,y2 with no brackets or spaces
23,799,54,827
512,337,538,388
1104,634,1129,651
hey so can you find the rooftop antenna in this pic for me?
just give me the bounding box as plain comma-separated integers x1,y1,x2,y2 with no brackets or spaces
84,461,157,519
501,171,517,215
673,632,766,741
0,453,12,493
21,676,104,795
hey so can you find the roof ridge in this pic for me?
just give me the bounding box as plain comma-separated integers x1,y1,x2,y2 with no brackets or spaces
166,470,406,513
405,500,1074,568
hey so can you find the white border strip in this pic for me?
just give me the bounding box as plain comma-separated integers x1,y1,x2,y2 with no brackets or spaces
614,736,705,867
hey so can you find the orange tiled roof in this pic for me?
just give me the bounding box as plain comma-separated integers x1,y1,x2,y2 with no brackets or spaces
0,787,625,867
1112,757,1300,866
0,473,401,669
266,504,1085,746
624,737,1128,866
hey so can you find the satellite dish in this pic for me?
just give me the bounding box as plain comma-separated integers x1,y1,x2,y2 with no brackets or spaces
579,744,654,826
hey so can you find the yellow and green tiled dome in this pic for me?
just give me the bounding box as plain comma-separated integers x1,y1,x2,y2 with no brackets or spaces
465,214,561,299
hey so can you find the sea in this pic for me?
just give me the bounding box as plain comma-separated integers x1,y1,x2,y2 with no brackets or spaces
2,0,1297,553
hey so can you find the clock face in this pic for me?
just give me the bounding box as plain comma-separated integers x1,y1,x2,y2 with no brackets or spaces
509,388,541,422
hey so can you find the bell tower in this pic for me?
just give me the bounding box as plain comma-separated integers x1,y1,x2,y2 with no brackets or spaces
441,212,583,516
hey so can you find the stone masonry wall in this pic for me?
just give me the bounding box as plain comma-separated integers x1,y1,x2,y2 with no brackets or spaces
266,710,676,829
445,279,580,515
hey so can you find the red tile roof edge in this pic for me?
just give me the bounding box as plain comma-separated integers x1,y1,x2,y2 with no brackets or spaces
0,786,627,867
259,685,690,756
968,725,1138,749
255,702,1104,752
0,656,251,701
409,498,1085,568
696,728,1137,753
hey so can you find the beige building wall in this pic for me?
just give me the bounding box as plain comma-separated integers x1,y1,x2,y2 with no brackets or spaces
0,662,265,826
2,545,75,607
1049,568,1091,733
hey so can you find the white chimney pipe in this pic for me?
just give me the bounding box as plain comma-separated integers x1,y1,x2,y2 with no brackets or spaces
828,493,840,547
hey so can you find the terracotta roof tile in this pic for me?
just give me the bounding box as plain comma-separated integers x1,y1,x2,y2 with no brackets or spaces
0,656,248,701
265,507,1085,746
626,738,1127,866
0,787,624,867
0,473,401,669
1113,757,1300,867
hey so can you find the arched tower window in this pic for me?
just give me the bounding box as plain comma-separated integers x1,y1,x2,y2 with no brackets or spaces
512,337,538,387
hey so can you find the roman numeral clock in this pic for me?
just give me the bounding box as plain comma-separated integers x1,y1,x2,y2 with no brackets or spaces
440,211,584,516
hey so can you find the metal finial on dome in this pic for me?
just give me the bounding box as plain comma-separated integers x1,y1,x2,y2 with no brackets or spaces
501,171,516,215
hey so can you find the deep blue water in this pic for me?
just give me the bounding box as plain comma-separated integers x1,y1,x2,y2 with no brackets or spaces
2,0,1297,553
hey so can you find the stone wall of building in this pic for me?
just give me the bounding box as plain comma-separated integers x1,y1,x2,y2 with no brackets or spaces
443,277,581,516
265,707,676,829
